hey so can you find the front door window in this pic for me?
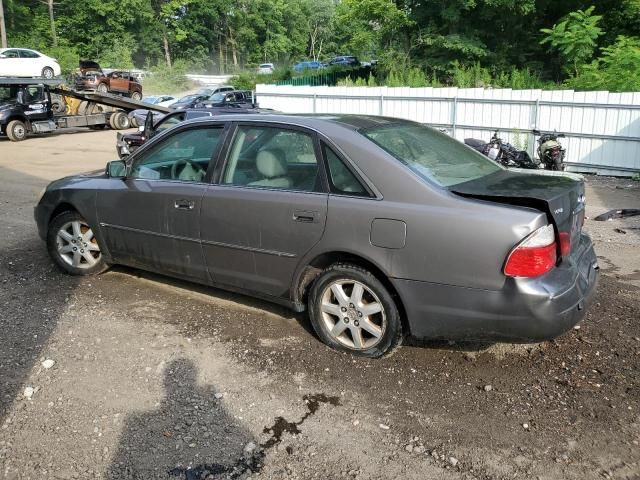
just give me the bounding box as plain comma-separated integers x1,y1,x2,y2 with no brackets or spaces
130,127,223,182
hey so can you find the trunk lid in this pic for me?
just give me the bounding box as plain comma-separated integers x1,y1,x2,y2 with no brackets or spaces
450,170,585,258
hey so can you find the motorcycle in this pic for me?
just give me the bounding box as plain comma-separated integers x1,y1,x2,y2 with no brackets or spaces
533,129,566,171
464,130,539,169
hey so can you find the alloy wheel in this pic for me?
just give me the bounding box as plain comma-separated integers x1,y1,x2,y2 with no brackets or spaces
319,279,386,350
55,220,101,269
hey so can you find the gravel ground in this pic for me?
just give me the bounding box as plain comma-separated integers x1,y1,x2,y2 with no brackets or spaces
0,131,639,480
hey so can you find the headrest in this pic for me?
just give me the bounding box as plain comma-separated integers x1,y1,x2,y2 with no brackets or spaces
256,149,287,178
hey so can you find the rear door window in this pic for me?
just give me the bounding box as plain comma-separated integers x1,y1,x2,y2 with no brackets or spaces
221,125,321,192
323,144,369,196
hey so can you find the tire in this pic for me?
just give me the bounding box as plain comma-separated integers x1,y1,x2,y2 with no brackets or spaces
130,116,139,128
46,211,108,276
42,67,54,79
51,99,65,115
109,111,130,130
308,263,403,358
97,83,108,93
6,120,28,142
130,91,142,101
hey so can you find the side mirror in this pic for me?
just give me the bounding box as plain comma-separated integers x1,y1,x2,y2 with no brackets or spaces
106,160,127,178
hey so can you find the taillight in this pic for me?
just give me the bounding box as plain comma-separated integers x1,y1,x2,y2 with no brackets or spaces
559,232,571,256
504,224,557,278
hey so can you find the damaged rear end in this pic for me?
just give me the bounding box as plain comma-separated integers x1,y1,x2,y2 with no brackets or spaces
450,170,600,340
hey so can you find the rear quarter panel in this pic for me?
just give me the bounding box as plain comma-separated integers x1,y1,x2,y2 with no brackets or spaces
305,123,548,291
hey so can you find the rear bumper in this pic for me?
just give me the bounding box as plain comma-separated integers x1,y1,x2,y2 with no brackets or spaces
393,233,599,342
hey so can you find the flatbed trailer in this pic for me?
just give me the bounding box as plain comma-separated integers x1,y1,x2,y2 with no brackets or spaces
0,78,170,142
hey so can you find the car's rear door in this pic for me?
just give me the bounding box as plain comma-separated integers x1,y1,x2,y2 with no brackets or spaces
97,123,228,282
200,122,328,298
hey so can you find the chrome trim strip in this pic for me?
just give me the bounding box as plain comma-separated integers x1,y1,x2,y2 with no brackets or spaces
200,239,297,258
100,223,297,258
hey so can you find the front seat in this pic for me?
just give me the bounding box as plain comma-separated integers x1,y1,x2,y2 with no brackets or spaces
248,149,291,188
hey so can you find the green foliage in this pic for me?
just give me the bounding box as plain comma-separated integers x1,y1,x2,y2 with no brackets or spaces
1,0,638,92
567,36,640,92
142,60,191,94
540,6,604,75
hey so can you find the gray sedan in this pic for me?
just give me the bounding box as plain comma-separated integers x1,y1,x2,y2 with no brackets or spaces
34,114,599,357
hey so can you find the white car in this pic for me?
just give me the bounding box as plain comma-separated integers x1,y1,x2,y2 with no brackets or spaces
257,63,275,74
0,48,62,79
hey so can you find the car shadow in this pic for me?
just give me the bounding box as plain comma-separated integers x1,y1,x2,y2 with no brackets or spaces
0,166,80,421
105,358,259,479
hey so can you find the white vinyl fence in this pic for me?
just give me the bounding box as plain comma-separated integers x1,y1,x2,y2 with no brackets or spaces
256,84,640,176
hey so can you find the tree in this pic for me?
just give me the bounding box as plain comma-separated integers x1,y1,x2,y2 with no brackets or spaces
568,35,640,91
540,6,604,76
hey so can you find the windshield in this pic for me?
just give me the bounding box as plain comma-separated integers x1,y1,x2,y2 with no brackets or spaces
362,123,503,187
176,95,197,104
208,92,225,102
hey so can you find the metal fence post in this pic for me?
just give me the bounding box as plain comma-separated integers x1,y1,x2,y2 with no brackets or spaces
452,97,458,137
379,95,384,116
530,98,540,158
313,94,317,113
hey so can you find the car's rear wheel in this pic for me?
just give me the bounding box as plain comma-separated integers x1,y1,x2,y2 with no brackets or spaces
6,120,27,141
41,67,54,79
47,211,108,276
130,91,142,101
308,263,402,357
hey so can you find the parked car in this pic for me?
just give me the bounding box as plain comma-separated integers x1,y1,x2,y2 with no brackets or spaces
142,95,175,105
257,63,275,74
195,85,234,97
121,104,272,157
0,48,61,79
35,115,599,358
170,94,210,111
197,90,255,108
329,56,360,67
293,61,324,72
74,61,143,100
117,109,215,158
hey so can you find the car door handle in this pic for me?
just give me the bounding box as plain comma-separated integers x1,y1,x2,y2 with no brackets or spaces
174,199,195,210
293,210,318,223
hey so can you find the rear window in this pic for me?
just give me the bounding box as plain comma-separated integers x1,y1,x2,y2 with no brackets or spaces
362,123,503,187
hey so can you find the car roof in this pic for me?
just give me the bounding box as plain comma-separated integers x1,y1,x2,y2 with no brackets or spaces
184,113,409,131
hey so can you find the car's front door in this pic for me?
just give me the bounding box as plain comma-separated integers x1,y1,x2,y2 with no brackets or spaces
96,124,227,282
109,73,129,92
23,86,51,123
201,123,328,298
0,49,21,76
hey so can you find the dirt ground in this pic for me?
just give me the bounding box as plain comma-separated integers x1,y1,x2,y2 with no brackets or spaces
0,129,639,480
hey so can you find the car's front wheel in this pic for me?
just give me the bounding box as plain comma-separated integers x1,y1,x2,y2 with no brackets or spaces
130,91,142,101
41,67,54,79
47,211,108,275
97,83,108,93
308,263,402,357
6,120,27,141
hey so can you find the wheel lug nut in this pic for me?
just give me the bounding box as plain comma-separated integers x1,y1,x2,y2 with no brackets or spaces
357,311,363,317
341,307,347,312
354,320,360,327
72,247,77,251
80,249,84,253
71,240,75,243
343,317,349,323
349,303,354,308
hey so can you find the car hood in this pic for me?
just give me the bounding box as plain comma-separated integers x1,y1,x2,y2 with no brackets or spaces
79,60,103,74
46,169,106,190
451,170,585,257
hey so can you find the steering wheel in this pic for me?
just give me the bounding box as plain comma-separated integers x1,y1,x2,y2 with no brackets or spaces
171,158,205,181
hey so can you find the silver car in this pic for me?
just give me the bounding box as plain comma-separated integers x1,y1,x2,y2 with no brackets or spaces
34,115,599,357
